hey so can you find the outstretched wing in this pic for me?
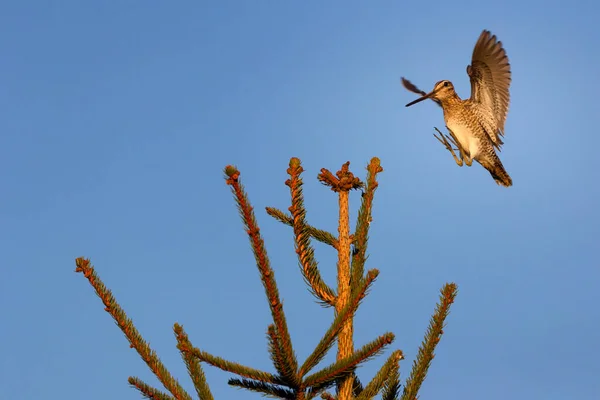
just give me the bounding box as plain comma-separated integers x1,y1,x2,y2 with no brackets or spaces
467,30,511,140
401,77,442,107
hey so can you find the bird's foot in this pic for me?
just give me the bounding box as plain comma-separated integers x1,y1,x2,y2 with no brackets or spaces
434,127,464,167
446,127,474,167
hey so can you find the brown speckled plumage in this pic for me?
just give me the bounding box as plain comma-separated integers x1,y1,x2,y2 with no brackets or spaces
402,30,513,187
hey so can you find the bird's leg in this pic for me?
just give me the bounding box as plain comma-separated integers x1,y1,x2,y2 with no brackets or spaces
433,127,464,167
445,127,473,167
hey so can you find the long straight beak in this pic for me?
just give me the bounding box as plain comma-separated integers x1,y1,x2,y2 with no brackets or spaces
405,90,436,107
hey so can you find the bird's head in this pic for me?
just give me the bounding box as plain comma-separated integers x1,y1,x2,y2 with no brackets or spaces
405,80,456,107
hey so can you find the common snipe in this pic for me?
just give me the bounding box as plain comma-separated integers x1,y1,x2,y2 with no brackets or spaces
403,30,512,187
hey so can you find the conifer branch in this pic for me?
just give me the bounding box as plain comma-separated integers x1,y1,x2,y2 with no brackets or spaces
228,378,296,399
225,165,300,386
299,269,379,377
351,157,383,289
352,373,364,397
381,360,401,400
74,258,192,400
286,157,337,306
188,347,287,386
381,353,401,400
356,350,403,400
266,207,338,248
401,283,458,400
128,377,175,400
267,324,295,386
317,162,364,192
304,382,338,399
173,324,214,400
317,161,364,400
304,332,395,390
337,188,353,400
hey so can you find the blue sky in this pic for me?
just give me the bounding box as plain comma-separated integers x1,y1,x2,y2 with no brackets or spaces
1,1,598,399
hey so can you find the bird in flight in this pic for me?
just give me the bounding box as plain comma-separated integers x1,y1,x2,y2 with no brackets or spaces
402,30,513,187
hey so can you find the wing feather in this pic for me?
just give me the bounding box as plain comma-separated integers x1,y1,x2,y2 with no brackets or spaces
467,30,511,142
401,77,442,107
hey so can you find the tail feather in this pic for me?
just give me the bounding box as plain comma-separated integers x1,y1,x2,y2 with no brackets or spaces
478,158,512,187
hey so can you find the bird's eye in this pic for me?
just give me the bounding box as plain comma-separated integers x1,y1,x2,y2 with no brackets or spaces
443,81,449,87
